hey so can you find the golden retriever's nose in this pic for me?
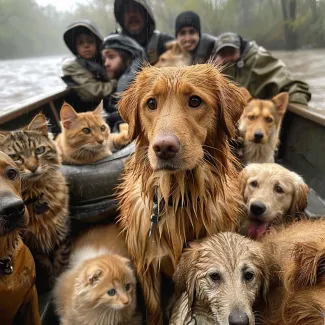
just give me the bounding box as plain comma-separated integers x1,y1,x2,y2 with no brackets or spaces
152,135,180,160
250,201,266,216
229,309,249,325
253,130,264,143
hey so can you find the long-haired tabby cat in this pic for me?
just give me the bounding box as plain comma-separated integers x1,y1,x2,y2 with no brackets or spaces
55,101,129,165
54,224,141,325
0,114,70,292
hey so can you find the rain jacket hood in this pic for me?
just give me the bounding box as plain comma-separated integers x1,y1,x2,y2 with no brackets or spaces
63,20,103,57
114,0,156,39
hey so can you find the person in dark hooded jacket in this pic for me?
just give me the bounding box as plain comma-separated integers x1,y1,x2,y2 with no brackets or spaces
101,33,146,131
61,20,116,112
175,11,217,64
114,0,174,65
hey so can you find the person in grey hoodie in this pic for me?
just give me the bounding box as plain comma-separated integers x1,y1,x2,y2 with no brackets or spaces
114,0,174,65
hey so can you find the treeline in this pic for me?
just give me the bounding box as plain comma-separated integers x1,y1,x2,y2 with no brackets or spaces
1,0,325,59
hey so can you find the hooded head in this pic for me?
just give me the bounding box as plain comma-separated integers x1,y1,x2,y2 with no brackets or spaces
175,11,201,53
63,20,103,62
101,33,146,79
114,0,156,43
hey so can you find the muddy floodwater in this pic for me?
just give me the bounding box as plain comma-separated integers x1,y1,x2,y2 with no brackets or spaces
0,49,325,112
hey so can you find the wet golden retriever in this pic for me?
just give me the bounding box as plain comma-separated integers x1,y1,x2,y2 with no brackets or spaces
261,219,325,325
117,64,246,325
238,89,288,164
239,163,309,239
155,41,192,68
170,233,271,325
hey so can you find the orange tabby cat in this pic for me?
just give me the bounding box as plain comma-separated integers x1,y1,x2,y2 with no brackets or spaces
56,101,129,165
54,224,141,325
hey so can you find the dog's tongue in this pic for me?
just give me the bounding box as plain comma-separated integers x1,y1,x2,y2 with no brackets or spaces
248,220,267,239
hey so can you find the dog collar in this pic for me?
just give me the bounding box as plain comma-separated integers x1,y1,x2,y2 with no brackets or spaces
0,255,13,275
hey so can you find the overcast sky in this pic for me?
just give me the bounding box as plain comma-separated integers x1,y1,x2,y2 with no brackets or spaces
35,0,86,11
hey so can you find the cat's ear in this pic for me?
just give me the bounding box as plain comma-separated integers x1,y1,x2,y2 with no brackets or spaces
93,100,104,116
121,257,133,269
26,113,48,136
88,269,102,285
60,103,78,129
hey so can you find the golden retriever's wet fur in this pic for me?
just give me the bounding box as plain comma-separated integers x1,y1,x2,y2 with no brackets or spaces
154,41,192,68
239,163,309,239
261,219,325,325
117,64,246,324
170,233,271,325
238,89,288,164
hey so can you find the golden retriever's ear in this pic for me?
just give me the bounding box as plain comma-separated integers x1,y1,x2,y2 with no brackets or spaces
289,177,309,215
218,80,246,138
118,81,141,141
272,92,289,116
26,113,48,136
173,246,199,307
238,166,249,197
240,87,252,103
285,241,325,291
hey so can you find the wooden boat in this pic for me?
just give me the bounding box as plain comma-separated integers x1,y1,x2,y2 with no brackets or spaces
1,88,325,323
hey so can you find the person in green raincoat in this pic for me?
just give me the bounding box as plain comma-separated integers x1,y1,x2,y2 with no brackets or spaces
214,32,311,106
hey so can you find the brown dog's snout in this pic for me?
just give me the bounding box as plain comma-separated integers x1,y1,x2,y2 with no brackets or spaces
152,135,180,160
0,196,25,220
228,309,249,325
253,130,264,143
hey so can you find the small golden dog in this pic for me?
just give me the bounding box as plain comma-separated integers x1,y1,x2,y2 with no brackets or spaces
261,219,325,325
169,233,271,325
238,89,288,164
239,163,309,239
155,41,192,67
0,151,40,325
117,64,246,324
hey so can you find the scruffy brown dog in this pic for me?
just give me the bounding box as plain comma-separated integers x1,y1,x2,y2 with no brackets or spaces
0,151,40,325
117,64,246,325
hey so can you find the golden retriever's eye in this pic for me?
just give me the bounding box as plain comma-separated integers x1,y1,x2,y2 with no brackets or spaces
248,115,255,121
250,180,258,188
188,96,202,108
100,125,106,132
209,272,221,282
6,168,18,180
317,261,325,279
9,154,20,161
243,270,255,282
265,117,273,123
160,57,166,62
147,98,157,110
82,128,91,134
107,289,116,296
35,146,45,155
275,184,284,194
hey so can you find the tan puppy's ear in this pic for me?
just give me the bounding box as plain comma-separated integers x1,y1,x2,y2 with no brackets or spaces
240,87,253,103
26,113,48,136
118,80,142,141
238,165,250,198
272,92,289,116
289,177,309,215
60,102,78,130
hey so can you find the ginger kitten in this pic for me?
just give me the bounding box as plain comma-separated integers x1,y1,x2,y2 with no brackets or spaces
54,224,141,325
56,102,129,165
0,114,70,292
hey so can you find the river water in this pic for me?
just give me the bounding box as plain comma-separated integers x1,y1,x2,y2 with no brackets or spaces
0,49,325,112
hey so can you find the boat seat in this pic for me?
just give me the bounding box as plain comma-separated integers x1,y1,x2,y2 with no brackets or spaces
305,188,325,218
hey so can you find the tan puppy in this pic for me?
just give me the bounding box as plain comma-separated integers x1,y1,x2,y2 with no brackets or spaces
155,41,192,67
239,163,309,239
261,219,325,325
170,233,272,325
0,151,40,325
238,89,288,164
